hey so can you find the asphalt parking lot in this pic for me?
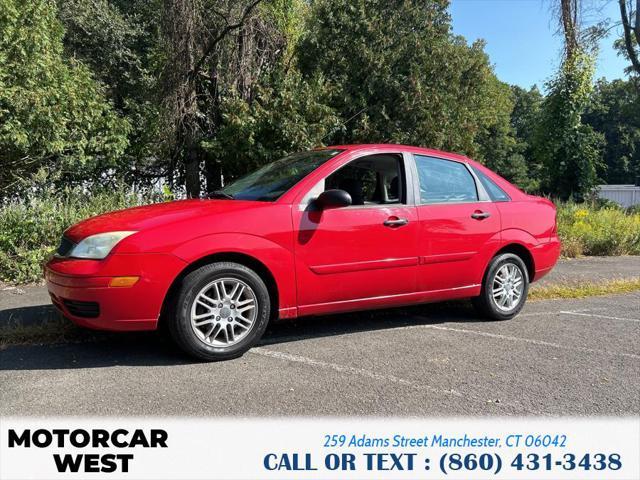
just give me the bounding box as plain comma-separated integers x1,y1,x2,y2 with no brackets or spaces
1,291,638,417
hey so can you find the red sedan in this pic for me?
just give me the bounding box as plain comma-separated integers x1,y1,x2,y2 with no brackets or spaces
46,145,561,360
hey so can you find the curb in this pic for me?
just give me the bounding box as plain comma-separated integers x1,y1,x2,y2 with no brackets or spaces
0,304,67,337
0,284,67,337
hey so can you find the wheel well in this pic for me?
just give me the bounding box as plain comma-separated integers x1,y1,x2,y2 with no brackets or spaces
159,252,279,325
494,243,535,280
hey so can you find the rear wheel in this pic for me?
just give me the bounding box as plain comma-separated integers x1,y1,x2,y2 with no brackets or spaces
472,253,529,320
167,262,270,361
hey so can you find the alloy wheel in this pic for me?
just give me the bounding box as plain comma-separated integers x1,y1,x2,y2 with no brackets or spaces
491,263,524,312
190,277,258,347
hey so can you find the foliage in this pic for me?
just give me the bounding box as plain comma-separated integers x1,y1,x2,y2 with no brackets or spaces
56,0,164,183
297,0,515,161
0,187,163,283
0,0,638,202
534,50,604,200
584,78,640,184
508,85,545,191
557,201,640,257
0,0,130,196
158,0,329,196
475,80,534,191
57,0,158,111
202,68,341,179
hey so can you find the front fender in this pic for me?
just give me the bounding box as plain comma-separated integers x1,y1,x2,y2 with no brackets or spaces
171,233,297,314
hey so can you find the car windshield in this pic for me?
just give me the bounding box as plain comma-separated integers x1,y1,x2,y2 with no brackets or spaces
220,149,343,201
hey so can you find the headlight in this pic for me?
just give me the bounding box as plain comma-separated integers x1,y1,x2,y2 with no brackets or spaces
70,231,136,259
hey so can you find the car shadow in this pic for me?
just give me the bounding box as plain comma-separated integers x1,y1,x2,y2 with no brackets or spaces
0,301,481,371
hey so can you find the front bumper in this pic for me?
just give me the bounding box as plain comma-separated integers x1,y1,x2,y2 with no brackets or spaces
45,253,187,331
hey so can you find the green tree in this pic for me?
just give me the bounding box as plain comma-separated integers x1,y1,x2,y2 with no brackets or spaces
535,51,604,200
158,0,339,195
202,69,340,180
584,78,640,184
510,86,543,159
0,0,129,196
475,79,536,191
56,0,162,185
297,0,516,162
507,85,544,190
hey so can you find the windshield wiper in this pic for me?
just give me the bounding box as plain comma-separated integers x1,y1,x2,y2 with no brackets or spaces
207,190,234,200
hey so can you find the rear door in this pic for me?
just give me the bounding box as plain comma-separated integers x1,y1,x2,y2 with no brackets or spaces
412,154,501,292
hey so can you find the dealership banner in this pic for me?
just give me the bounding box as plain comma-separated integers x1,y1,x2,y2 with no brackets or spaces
1,417,638,479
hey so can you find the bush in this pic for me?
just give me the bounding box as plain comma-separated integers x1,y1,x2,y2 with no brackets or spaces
0,188,163,284
557,201,640,257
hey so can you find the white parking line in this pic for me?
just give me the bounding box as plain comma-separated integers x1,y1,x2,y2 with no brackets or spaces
518,307,609,318
252,347,540,414
559,311,640,323
518,307,639,323
252,347,463,397
413,325,639,360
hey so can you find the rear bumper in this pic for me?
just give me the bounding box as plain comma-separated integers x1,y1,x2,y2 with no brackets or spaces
45,253,187,331
531,237,561,282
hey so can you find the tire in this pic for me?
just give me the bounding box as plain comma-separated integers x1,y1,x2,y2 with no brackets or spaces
472,253,529,321
167,262,271,361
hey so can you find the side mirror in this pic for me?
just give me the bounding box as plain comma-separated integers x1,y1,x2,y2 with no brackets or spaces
315,189,352,209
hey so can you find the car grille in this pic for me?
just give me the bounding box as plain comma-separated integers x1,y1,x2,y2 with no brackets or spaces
56,236,76,257
62,299,100,318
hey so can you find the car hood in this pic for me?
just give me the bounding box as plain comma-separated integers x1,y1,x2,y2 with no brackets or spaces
64,199,262,242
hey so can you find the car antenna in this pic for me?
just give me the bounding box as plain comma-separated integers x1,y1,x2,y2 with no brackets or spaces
318,106,368,145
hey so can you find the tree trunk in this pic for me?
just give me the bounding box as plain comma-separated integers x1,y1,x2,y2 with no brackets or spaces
184,140,201,198
560,0,579,58
619,0,640,74
162,0,202,196
205,159,223,193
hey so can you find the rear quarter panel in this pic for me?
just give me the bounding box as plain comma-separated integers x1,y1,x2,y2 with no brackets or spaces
497,197,560,280
497,198,556,243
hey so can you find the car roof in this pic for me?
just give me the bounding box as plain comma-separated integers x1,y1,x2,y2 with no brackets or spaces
324,143,474,165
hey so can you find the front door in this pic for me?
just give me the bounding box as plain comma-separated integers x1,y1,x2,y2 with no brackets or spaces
293,153,418,315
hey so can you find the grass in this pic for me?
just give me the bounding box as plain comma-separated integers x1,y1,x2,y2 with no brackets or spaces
557,202,640,257
529,277,640,300
0,188,163,284
0,321,78,348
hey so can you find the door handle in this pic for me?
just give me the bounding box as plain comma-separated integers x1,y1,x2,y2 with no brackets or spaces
383,217,409,227
471,211,491,220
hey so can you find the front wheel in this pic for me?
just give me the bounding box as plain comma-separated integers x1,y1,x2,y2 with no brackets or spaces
472,253,529,320
167,262,271,361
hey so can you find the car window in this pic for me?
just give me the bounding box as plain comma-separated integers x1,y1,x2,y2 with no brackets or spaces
472,166,511,202
415,155,478,204
324,154,404,205
222,149,343,201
